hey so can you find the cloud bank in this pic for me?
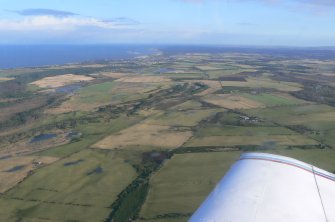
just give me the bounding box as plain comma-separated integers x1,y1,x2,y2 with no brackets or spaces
1,8,139,31
13,8,78,17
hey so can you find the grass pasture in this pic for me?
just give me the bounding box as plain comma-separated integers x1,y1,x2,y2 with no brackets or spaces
0,149,137,222
220,77,303,92
261,148,335,173
160,72,204,79
0,156,58,193
206,69,242,78
196,65,225,71
194,126,298,137
145,109,221,127
203,94,265,109
241,92,307,107
0,199,111,222
49,81,161,113
185,134,318,147
322,128,335,147
169,100,203,111
245,104,335,130
139,152,241,219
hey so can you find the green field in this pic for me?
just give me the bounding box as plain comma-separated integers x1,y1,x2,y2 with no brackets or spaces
0,149,137,222
220,77,303,92
169,100,203,111
160,73,204,79
207,70,247,78
261,148,335,173
75,81,118,103
185,134,318,147
194,126,298,137
241,93,305,107
245,104,335,130
139,152,241,220
145,109,222,127
71,81,155,105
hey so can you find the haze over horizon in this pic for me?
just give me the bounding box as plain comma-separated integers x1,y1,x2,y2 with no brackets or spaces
1,0,335,46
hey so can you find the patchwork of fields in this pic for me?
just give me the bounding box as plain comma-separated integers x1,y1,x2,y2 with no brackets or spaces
0,149,137,221
0,52,334,222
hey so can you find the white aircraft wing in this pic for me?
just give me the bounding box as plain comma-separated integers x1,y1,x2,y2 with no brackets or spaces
189,153,335,222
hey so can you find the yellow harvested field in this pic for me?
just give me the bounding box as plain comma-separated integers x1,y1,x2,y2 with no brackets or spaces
0,77,14,82
203,94,264,109
185,80,222,95
220,77,302,92
196,65,223,71
99,72,130,78
116,76,171,83
93,123,192,149
30,74,94,88
0,156,58,193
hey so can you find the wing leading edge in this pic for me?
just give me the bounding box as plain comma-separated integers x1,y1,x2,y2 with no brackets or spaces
189,153,335,222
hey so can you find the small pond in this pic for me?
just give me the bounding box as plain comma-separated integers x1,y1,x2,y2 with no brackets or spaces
30,134,57,143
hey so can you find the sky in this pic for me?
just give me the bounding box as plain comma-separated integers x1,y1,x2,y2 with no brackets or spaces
0,0,335,46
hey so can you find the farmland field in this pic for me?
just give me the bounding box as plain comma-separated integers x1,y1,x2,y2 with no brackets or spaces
145,109,221,127
220,77,303,92
0,77,14,82
139,152,241,220
0,49,335,222
240,93,306,107
93,123,192,149
202,94,265,109
30,74,94,88
48,81,163,113
245,104,335,130
0,149,137,222
185,134,318,147
0,156,58,193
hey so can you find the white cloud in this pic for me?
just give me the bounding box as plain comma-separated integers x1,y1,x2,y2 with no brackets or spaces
0,15,134,31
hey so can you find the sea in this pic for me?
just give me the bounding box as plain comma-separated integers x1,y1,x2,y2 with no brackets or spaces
0,45,158,69
1,44,335,69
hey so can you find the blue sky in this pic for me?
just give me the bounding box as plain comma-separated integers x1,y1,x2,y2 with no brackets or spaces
0,0,335,46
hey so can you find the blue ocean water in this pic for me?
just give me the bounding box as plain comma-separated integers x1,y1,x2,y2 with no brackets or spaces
0,45,157,69
1,45,334,69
